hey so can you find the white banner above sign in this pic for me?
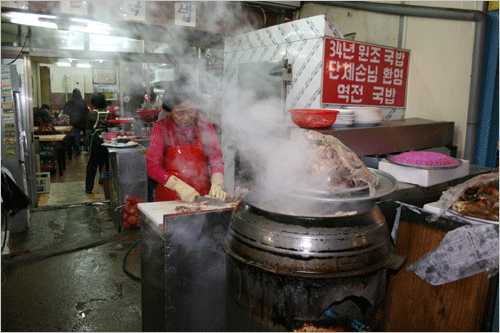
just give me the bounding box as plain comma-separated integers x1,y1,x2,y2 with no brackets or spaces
121,1,146,22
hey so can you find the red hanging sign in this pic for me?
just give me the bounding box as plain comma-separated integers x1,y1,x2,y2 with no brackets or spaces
322,38,410,107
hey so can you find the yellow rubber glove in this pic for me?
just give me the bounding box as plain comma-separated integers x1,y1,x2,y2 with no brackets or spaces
209,173,228,201
165,176,200,203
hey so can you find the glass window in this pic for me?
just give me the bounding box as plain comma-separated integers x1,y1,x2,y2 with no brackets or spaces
1,23,30,48
31,27,85,50
145,41,171,54
89,34,144,53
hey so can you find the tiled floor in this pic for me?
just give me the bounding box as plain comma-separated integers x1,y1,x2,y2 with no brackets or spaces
2,150,143,331
37,151,105,207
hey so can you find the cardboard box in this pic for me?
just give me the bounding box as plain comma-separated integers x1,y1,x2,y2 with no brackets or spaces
36,172,51,193
378,159,470,187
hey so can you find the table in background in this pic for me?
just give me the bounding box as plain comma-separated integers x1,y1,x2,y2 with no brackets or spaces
34,125,73,133
35,125,76,158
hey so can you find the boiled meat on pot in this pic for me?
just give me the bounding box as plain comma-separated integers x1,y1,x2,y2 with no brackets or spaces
302,131,377,194
266,131,377,195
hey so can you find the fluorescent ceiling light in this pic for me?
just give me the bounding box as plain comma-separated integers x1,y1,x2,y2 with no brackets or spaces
8,12,58,29
7,11,114,34
70,18,113,30
10,18,57,29
56,62,71,67
76,63,91,68
6,12,57,20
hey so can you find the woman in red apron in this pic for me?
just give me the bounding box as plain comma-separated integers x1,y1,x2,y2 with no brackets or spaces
146,79,226,202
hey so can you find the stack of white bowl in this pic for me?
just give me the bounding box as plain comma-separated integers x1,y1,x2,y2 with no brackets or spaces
349,107,384,126
331,109,355,127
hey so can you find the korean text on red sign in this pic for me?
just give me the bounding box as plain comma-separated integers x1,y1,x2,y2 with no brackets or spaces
322,38,410,107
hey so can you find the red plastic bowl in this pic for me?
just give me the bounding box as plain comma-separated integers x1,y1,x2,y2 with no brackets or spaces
288,109,339,128
137,109,161,119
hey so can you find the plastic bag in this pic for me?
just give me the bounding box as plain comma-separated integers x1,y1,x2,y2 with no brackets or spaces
122,197,140,229
432,172,498,221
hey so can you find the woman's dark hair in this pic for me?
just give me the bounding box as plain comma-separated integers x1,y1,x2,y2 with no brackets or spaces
40,104,50,111
71,88,83,100
91,93,107,109
161,74,199,112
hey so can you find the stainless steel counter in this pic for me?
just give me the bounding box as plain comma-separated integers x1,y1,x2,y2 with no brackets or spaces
137,137,150,149
108,145,148,231
139,204,234,332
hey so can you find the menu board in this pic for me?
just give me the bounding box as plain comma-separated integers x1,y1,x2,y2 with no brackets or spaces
322,38,410,107
93,84,118,100
93,68,116,84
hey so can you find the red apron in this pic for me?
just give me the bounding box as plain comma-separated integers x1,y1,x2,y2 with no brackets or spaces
154,122,211,202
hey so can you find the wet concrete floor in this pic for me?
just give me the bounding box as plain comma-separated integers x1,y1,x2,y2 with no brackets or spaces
1,203,142,332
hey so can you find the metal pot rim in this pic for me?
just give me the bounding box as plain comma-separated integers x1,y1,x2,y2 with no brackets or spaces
287,169,396,201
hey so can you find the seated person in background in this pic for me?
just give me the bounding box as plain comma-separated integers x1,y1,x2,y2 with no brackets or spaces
33,104,53,123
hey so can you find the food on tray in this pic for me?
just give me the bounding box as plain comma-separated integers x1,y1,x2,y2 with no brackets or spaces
301,131,377,194
173,187,249,214
436,170,499,221
175,205,205,213
451,179,499,221
225,186,249,203
117,136,130,143
390,151,461,167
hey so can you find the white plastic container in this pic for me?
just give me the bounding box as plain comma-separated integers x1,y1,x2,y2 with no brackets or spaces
378,159,470,187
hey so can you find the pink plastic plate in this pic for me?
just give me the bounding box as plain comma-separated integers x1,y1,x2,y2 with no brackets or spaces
388,151,462,169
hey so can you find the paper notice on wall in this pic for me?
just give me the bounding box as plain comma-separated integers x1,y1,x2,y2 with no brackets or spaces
59,0,88,15
175,2,196,27
3,116,14,125
407,224,499,286
2,100,14,113
5,145,17,158
121,1,146,21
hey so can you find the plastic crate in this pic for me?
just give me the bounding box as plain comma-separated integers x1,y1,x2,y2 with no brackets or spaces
36,172,51,193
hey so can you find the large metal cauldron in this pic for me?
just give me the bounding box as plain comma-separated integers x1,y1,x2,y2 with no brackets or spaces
222,169,405,331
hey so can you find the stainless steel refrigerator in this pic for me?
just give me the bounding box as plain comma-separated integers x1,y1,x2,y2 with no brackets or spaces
1,61,37,233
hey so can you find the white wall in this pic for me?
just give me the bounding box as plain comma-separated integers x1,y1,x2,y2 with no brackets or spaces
402,1,482,159
297,2,402,47
45,65,94,94
298,1,484,159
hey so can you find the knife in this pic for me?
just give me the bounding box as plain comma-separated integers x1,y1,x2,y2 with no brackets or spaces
193,195,228,207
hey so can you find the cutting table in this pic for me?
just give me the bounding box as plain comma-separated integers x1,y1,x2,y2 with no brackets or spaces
138,200,237,332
